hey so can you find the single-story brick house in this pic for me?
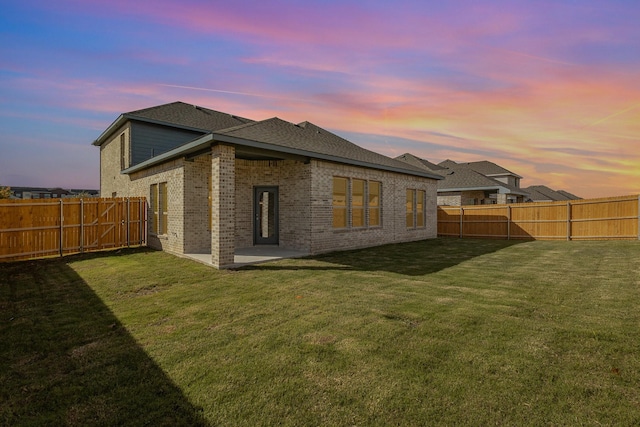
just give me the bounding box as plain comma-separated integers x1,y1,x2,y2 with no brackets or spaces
93,102,442,268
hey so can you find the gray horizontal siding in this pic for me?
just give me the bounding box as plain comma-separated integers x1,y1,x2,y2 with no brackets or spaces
131,121,205,165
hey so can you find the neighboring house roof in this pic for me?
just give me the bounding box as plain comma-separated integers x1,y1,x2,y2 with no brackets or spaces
93,101,253,147
524,185,580,201
395,154,527,195
460,160,523,179
436,160,527,195
557,190,581,200
112,103,443,180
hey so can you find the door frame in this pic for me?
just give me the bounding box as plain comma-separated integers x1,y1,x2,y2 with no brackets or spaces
253,186,279,245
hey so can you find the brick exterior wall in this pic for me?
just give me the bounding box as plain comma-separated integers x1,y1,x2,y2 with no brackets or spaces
99,124,186,254
183,156,210,253
235,159,311,251
438,191,493,206
99,123,131,198
437,194,463,206
309,160,437,254
99,130,439,268
211,145,235,267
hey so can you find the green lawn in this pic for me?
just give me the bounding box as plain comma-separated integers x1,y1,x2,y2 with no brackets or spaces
2,238,640,426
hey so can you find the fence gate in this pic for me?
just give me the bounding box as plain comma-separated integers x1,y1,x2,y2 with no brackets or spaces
0,197,147,262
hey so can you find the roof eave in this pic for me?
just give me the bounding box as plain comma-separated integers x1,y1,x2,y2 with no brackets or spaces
485,172,524,179
438,186,502,192
92,114,126,146
438,184,528,195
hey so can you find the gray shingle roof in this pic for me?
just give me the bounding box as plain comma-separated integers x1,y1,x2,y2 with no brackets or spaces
396,155,526,194
216,118,442,178
524,185,579,201
126,101,254,132
395,153,447,172
93,101,253,146
437,160,515,191
459,160,522,178
557,190,581,200
112,102,443,179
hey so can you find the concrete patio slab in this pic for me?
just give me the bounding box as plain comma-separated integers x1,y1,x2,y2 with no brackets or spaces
183,246,309,268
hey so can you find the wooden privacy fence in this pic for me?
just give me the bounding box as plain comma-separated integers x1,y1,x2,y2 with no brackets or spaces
0,197,147,262
438,195,640,241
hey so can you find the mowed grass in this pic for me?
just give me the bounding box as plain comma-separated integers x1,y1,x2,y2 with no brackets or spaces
2,239,640,426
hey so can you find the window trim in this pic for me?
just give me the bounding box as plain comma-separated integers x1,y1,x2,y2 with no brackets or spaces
406,188,426,229
120,133,126,170
416,189,425,228
351,178,365,228
368,180,381,228
332,176,348,229
150,182,168,236
406,189,415,228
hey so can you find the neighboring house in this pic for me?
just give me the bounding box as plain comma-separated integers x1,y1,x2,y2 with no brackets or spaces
8,187,99,199
524,185,581,202
93,101,442,268
395,153,528,205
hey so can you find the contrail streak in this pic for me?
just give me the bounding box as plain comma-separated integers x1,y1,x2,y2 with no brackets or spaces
586,101,640,127
157,83,302,102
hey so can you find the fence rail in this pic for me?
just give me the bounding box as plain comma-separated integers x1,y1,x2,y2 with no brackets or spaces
438,194,640,241
0,197,147,262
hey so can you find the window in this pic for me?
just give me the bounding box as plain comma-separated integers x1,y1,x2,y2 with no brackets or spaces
368,181,380,227
120,133,126,170
407,189,426,228
333,177,382,229
351,179,365,227
151,182,168,235
416,190,425,227
333,177,347,228
406,189,414,228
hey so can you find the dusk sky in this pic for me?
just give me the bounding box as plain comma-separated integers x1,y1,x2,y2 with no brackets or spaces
1,0,638,198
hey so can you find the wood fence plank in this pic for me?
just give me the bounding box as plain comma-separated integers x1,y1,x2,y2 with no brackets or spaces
0,197,147,262
438,195,639,241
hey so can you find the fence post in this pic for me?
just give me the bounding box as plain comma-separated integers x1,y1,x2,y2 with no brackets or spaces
459,206,463,238
507,205,511,240
637,194,640,240
59,199,64,256
80,198,84,253
567,201,572,241
143,198,148,245
126,198,130,247
138,199,143,245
